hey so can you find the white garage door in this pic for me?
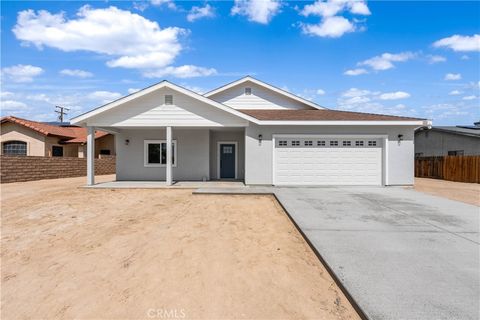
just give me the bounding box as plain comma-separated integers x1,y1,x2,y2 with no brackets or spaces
274,137,382,185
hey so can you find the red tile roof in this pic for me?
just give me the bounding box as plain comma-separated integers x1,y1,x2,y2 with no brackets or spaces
238,109,424,121
1,116,109,143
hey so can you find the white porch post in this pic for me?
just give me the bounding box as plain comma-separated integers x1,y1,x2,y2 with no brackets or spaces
87,126,95,186
166,126,172,186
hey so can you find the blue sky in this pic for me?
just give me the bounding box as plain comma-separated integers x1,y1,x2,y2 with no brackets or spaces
1,0,479,125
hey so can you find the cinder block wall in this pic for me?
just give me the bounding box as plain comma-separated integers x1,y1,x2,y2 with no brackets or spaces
0,155,115,183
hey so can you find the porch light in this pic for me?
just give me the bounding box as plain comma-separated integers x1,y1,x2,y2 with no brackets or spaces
258,134,263,146
125,139,130,145
397,134,403,143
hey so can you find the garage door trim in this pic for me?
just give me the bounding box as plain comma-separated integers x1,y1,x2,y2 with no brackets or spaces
272,134,389,186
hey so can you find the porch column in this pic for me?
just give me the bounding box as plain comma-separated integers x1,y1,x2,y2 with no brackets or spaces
87,126,95,186
166,126,172,185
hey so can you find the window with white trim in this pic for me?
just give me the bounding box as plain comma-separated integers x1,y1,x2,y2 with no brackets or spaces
304,140,313,146
368,140,377,147
355,140,364,147
292,140,300,146
144,140,177,167
165,95,173,105
342,140,352,147
330,140,338,146
279,140,287,146
317,140,326,146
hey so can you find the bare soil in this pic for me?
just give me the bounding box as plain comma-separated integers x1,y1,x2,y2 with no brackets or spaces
413,178,480,206
1,175,359,320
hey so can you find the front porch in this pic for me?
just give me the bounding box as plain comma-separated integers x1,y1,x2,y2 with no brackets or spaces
83,179,246,189
85,126,245,186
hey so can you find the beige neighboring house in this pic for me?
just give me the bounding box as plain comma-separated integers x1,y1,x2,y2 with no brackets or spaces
1,116,115,158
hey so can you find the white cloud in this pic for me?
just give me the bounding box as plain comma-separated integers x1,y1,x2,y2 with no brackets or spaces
1,100,29,111
433,34,480,52
449,90,462,95
462,95,477,100
444,73,461,81
143,65,217,78
231,0,281,24
151,0,176,10
349,1,370,15
60,69,93,78
128,88,141,94
302,16,355,38
421,103,472,120
187,4,215,22
427,55,446,64
301,0,370,17
379,91,411,100
13,6,185,70
344,68,368,76
0,91,14,99
316,89,326,95
87,91,122,104
461,55,470,60
2,64,43,83
359,52,416,71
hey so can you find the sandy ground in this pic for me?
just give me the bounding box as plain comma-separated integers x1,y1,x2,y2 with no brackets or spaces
1,175,359,320
413,178,480,206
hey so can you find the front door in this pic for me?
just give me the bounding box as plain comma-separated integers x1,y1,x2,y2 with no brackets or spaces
220,144,236,179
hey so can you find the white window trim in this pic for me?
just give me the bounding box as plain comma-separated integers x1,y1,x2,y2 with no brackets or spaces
144,139,177,167
217,141,238,179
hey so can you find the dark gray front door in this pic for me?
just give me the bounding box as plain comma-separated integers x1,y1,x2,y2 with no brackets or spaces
220,144,236,179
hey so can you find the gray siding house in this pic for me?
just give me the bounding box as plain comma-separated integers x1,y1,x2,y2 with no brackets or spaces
71,76,429,186
415,124,480,157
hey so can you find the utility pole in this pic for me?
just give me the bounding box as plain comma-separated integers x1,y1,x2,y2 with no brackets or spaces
55,106,70,123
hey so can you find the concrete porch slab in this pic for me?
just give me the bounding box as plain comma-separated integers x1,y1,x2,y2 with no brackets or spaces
84,180,246,189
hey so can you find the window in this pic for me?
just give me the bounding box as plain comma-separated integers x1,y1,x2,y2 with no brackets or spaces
448,150,464,156
144,140,177,167
304,140,313,146
368,140,377,147
279,140,287,146
2,141,27,156
317,141,326,146
355,141,364,147
292,140,300,146
342,140,352,147
99,149,111,155
165,95,173,105
330,140,338,146
245,87,252,95
52,146,63,157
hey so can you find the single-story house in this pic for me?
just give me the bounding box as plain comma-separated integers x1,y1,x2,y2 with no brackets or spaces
1,116,115,158
71,76,430,186
415,123,480,157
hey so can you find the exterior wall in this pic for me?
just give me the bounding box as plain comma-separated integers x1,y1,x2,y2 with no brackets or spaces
0,155,115,183
209,129,245,180
208,81,313,110
115,128,210,181
88,87,248,127
415,130,480,156
44,136,78,157
95,134,116,157
0,122,46,156
245,124,417,186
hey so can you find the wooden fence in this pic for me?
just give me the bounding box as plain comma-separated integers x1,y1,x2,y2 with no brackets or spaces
415,156,480,183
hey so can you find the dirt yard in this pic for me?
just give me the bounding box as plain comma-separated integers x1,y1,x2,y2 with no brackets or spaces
414,178,480,206
1,176,359,320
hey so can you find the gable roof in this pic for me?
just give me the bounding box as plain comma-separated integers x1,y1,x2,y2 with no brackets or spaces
420,126,480,138
203,76,324,110
70,80,259,125
239,109,425,121
1,116,108,143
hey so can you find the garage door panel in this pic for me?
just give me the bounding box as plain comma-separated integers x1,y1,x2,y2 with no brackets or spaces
274,137,382,185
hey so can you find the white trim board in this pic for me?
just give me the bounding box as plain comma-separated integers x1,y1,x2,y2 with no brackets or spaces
217,141,238,180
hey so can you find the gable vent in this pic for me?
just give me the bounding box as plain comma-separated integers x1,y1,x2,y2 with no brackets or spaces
245,87,252,95
165,95,173,105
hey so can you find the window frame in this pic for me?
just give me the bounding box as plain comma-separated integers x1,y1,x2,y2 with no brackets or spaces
330,140,339,147
2,140,27,156
144,140,177,167
342,140,352,147
368,140,377,147
52,145,64,157
278,140,287,146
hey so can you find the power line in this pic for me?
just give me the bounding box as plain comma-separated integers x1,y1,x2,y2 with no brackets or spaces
55,106,70,123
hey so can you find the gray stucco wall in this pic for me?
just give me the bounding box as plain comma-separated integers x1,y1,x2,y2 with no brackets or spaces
415,130,480,156
115,128,210,181
245,124,417,186
209,130,245,179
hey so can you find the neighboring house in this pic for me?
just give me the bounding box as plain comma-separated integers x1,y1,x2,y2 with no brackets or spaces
1,116,115,158
71,76,430,186
415,123,480,157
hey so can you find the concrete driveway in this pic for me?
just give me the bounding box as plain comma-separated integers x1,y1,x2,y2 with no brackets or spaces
274,186,479,320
